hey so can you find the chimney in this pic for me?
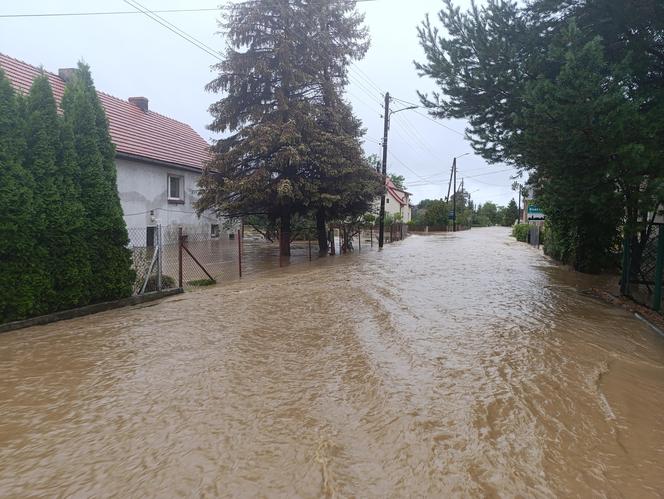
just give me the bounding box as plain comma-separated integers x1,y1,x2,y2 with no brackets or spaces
129,96,149,112
58,68,76,82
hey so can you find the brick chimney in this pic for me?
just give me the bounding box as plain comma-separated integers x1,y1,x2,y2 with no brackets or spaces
58,68,76,82
129,96,149,112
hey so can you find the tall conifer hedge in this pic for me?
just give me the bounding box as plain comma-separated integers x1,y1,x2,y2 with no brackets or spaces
0,71,48,321
0,64,134,323
61,63,134,303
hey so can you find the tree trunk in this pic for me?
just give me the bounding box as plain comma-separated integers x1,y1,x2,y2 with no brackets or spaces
316,209,328,255
279,214,291,257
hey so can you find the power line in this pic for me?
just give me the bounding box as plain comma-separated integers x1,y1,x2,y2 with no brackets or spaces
391,96,465,136
391,114,447,164
0,8,221,18
122,0,223,61
406,168,513,186
3,1,388,110
387,150,431,183
0,2,378,18
347,90,383,115
464,176,509,188
120,0,387,109
464,168,514,179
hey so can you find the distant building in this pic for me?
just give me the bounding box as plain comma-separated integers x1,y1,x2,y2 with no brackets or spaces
0,53,225,243
374,177,412,223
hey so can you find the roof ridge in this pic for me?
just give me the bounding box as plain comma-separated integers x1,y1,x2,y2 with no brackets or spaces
0,51,210,170
0,52,207,140
0,52,46,72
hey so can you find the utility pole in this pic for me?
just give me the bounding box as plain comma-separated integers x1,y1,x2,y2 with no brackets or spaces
378,92,390,248
452,157,457,232
448,153,470,232
378,95,416,247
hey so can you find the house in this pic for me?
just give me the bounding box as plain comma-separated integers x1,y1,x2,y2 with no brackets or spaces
0,53,222,244
375,177,412,223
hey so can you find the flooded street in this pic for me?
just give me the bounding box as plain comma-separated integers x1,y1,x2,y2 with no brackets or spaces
1,227,663,497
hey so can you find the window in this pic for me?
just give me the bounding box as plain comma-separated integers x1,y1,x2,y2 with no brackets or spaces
211,224,220,238
386,198,389,204
168,174,184,203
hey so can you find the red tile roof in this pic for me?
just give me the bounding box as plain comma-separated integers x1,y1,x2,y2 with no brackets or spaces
386,177,409,206
0,53,209,170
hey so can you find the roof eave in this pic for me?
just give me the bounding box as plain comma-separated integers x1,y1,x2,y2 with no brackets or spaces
115,152,203,173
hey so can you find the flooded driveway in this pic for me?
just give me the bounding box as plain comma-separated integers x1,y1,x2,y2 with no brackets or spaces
1,227,663,497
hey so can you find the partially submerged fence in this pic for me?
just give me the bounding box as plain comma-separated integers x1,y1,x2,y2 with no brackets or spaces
127,222,409,295
408,225,471,233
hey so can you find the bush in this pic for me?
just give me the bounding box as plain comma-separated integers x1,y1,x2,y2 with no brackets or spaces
512,223,529,242
143,274,177,292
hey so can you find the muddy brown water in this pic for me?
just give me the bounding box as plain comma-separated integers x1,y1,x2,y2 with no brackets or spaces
1,227,663,497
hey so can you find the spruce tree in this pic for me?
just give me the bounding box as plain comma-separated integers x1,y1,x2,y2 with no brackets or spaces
503,199,519,227
61,63,134,302
197,0,372,257
0,71,48,321
307,101,382,254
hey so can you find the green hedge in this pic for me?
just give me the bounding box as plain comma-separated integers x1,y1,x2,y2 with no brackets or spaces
512,223,529,242
0,65,134,323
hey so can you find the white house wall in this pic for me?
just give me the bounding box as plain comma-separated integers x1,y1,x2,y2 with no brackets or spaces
115,157,222,243
371,193,412,223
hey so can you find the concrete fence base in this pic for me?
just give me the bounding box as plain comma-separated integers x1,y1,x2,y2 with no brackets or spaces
0,288,184,334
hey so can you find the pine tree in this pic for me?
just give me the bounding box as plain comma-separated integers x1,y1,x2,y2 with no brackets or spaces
503,199,519,227
197,0,372,257
0,70,48,321
61,63,134,302
416,0,664,273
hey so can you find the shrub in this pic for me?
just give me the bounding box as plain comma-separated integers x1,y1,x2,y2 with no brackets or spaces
512,223,529,242
143,274,177,292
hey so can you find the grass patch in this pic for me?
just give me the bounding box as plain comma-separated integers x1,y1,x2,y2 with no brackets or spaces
187,278,216,287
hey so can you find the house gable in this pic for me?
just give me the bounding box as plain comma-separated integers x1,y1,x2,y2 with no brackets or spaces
0,53,209,171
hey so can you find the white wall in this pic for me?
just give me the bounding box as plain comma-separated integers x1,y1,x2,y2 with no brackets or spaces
371,192,412,223
115,157,224,243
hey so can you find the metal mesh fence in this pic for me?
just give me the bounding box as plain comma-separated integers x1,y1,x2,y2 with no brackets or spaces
628,224,663,311
127,227,160,294
126,223,410,293
175,230,241,287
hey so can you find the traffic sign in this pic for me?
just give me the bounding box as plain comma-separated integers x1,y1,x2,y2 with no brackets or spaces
527,205,545,221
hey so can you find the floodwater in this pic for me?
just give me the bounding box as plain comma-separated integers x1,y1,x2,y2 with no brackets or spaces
1,227,663,497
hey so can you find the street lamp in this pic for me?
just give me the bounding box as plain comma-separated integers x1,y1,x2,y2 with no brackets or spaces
378,93,418,249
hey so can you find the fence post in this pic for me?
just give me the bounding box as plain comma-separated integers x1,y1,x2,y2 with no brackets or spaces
308,231,312,261
370,226,373,247
178,227,183,289
358,228,361,252
652,226,664,311
237,229,242,278
157,224,162,291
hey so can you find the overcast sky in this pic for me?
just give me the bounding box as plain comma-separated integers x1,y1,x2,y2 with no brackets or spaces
0,0,519,206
